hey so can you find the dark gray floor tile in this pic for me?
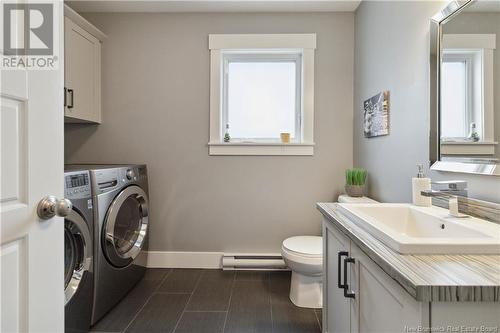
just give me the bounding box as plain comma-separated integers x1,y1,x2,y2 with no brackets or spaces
143,268,171,281
186,270,234,311
91,296,149,332
174,311,226,333
235,270,270,281
91,279,160,332
272,304,320,333
158,269,203,293
125,293,189,333
225,280,272,333
269,271,292,306
127,278,162,299
93,269,319,333
315,309,322,330
269,271,320,332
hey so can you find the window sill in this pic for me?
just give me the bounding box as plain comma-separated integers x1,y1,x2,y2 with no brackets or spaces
208,142,315,156
441,141,498,155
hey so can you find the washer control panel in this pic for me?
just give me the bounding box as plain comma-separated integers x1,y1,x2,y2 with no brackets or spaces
92,165,148,195
65,171,91,199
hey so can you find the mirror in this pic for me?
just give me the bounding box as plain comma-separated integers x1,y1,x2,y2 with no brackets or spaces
430,0,500,176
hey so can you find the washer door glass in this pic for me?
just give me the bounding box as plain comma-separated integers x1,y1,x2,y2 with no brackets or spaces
104,185,149,268
64,210,92,304
114,195,144,255
64,226,78,289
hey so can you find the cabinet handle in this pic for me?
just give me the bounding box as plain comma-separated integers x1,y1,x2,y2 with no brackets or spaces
338,251,348,289
64,87,67,107
67,89,74,109
343,257,356,299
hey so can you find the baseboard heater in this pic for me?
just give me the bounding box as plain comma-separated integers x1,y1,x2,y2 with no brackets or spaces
222,254,287,270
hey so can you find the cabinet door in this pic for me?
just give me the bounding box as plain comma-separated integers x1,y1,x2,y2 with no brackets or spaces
324,220,351,333
350,244,427,333
65,17,101,123
431,302,500,329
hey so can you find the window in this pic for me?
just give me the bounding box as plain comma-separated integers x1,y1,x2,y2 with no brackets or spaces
209,34,316,155
223,52,301,142
441,53,473,138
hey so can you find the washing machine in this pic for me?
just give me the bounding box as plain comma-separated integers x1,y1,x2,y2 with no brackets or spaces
84,165,150,324
64,169,94,333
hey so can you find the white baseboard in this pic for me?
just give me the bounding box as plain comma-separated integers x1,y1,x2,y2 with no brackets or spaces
146,251,224,269
145,251,284,269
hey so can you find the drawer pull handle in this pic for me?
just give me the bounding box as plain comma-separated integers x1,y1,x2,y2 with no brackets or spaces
67,89,74,109
343,257,356,299
338,251,348,289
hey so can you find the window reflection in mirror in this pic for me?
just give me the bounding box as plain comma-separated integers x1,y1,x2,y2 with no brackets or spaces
440,0,499,162
441,52,471,139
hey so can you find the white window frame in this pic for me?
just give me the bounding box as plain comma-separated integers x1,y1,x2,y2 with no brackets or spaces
208,34,316,156
442,34,496,144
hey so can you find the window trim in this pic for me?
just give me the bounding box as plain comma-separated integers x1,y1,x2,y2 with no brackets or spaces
441,33,496,144
208,34,316,156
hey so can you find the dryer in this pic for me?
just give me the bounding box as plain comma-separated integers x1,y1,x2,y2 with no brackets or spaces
85,165,150,324
64,169,94,333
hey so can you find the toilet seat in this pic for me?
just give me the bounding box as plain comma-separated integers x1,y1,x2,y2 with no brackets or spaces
281,247,322,268
282,236,322,258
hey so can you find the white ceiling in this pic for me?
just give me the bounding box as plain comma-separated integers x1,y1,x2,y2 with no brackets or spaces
66,0,362,13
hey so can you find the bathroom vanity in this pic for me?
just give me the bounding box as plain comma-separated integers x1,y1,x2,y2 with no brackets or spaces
318,203,500,333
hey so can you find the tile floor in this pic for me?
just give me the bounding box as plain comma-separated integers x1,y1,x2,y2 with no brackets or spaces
91,269,322,333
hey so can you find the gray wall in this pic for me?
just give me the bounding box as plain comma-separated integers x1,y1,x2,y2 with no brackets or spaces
353,1,500,204
65,12,355,252
443,13,500,159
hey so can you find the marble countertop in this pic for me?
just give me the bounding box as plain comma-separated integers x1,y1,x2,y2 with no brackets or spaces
317,202,500,302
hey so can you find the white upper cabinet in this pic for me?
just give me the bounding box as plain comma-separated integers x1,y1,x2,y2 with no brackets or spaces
64,6,106,123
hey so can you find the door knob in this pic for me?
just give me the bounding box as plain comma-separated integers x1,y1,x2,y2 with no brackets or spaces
37,196,73,220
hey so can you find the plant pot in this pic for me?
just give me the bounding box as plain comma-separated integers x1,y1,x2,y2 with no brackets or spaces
345,184,364,197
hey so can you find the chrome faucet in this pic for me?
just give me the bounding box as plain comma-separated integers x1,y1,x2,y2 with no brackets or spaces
421,181,469,218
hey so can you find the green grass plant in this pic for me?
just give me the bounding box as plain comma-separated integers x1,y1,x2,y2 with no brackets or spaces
346,168,367,186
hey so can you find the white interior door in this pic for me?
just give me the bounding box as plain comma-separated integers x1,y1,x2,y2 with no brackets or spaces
1,1,65,332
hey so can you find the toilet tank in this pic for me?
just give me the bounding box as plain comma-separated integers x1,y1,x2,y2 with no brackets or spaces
338,194,378,204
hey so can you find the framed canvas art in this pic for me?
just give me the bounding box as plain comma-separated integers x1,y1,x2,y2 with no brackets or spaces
364,91,389,138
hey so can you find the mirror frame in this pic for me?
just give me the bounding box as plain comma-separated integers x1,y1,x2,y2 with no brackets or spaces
429,0,500,176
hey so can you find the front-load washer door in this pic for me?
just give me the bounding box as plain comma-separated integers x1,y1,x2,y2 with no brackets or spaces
103,185,149,268
65,210,92,305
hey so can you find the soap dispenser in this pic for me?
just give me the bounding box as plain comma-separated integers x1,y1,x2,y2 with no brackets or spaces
412,164,432,207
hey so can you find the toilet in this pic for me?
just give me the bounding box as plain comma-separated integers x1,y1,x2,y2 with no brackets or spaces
337,194,378,204
282,195,377,308
281,236,323,308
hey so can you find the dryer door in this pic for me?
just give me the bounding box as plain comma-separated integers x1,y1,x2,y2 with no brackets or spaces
65,210,92,304
103,185,149,268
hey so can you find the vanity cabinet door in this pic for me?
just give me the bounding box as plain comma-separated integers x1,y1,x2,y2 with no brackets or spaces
323,220,352,333
349,243,427,333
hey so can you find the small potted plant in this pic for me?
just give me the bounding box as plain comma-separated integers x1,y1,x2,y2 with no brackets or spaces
345,168,367,197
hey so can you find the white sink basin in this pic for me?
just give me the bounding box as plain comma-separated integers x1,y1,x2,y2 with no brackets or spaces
337,203,500,254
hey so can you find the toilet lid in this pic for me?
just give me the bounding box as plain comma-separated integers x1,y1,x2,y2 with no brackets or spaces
282,236,322,258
